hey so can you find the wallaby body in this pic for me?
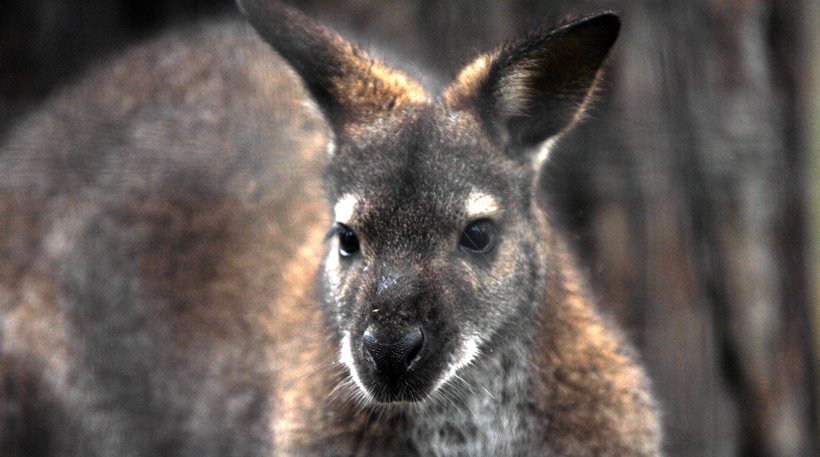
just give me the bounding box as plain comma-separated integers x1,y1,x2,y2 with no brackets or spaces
0,2,661,456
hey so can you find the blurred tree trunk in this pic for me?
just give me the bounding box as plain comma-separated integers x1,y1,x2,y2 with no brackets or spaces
1,0,817,455
600,2,818,456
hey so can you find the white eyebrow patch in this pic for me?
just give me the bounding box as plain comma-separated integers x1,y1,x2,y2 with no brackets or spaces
465,191,500,218
334,193,359,224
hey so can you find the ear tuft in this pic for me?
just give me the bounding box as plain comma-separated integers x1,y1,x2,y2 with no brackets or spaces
444,11,621,154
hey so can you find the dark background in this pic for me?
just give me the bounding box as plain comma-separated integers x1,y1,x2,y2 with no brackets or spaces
1,1,817,456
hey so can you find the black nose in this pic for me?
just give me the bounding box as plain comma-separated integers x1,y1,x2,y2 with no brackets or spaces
362,325,425,377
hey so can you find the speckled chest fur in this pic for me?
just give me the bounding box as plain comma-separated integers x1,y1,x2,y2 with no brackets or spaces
0,1,662,456
406,341,537,457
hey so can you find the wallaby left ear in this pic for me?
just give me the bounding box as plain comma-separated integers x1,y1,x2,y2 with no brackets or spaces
444,12,620,154
237,0,428,139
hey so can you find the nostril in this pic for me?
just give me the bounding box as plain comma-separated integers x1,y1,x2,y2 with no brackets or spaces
400,327,424,369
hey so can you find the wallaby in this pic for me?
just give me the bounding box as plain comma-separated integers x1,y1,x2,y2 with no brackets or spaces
0,1,662,456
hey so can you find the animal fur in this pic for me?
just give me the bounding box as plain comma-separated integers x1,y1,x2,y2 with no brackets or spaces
0,1,662,456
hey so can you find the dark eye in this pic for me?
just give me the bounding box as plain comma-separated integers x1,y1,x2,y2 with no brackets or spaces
459,219,496,253
337,224,360,257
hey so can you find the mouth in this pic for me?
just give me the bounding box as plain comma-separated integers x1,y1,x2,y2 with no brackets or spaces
339,329,480,404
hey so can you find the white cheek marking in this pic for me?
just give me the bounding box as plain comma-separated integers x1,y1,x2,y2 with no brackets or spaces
432,334,482,394
532,136,559,171
465,191,500,218
326,139,337,156
334,193,359,225
340,331,372,401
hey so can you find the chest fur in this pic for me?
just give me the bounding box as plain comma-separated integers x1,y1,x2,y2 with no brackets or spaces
406,346,540,457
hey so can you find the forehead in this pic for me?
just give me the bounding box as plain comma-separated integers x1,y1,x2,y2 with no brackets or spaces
327,108,519,215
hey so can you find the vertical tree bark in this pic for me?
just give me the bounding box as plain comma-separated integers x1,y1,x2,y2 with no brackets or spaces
615,2,818,455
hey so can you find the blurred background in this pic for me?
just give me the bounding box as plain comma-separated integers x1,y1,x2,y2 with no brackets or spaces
1,1,817,456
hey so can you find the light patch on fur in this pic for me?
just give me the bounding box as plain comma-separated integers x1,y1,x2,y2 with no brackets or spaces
443,53,495,110
333,193,359,225
361,62,429,106
431,334,482,394
340,331,372,401
332,57,429,133
465,191,500,219
497,63,535,118
323,241,342,309
532,136,559,171
325,139,336,156
409,337,533,457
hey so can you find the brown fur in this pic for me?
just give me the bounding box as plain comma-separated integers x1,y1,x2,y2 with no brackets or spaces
535,234,661,455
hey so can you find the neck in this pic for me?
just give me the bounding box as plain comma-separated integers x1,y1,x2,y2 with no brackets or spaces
403,334,536,456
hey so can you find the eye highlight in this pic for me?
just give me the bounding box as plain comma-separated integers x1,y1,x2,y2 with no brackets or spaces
334,223,360,257
459,219,496,254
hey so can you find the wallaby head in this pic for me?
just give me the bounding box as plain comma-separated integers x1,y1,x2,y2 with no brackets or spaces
238,1,619,404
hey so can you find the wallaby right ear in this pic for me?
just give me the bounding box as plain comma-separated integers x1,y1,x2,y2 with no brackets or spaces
444,12,620,157
236,0,428,138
